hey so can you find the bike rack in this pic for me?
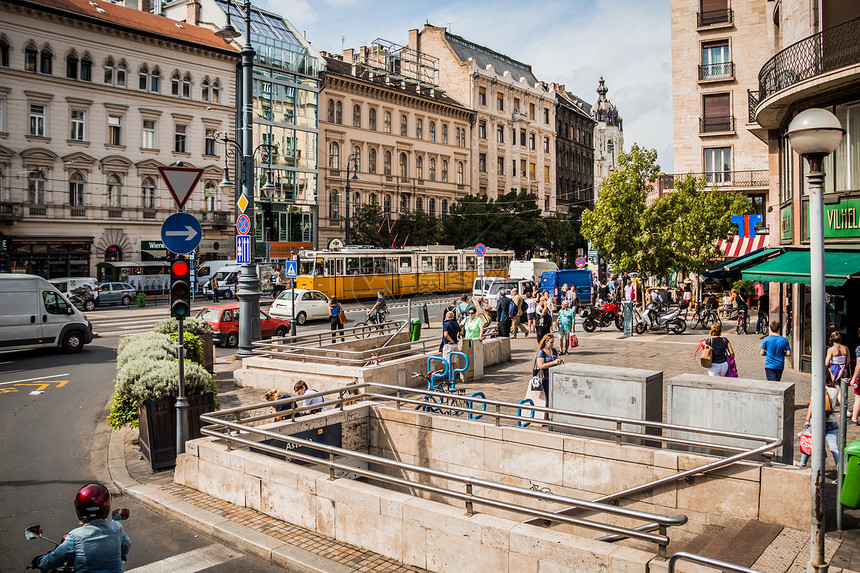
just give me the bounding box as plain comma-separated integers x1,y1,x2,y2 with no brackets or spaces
468,392,487,420
517,399,536,427
426,356,449,389
448,351,470,383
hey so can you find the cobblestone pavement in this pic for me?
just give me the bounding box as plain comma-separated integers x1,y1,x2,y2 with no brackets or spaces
112,324,860,572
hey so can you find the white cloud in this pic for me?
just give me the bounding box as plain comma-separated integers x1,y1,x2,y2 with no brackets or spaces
263,0,672,166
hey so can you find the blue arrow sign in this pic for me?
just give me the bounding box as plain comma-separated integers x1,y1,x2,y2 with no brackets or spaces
284,260,297,278
161,212,202,254
236,235,251,264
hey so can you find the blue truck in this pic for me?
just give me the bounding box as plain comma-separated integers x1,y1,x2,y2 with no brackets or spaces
540,269,593,306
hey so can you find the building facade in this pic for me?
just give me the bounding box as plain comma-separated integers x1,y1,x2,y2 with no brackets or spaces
749,1,860,372
317,45,474,246
408,25,558,214
162,0,323,256
0,0,237,278
591,78,624,201
551,83,596,210
669,0,770,215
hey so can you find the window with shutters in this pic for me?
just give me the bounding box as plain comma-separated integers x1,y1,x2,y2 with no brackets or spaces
697,0,731,27
700,93,733,133
700,40,732,80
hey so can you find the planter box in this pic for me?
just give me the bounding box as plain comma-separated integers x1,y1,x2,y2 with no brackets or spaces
138,392,214,471
200,332,214,374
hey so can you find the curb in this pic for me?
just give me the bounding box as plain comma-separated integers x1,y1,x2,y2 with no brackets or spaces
106,427,349,572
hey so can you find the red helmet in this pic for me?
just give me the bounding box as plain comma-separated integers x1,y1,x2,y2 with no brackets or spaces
74,483,111,521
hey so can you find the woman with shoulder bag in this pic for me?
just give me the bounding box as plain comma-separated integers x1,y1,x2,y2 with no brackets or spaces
535,334,563,403
535,298,552,343
329,297,346,342
705,322,735,376
796,377,840,468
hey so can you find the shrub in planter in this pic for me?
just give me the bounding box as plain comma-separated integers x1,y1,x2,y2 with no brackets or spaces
153,317,211,336
116,333,176,369
167,332,204,367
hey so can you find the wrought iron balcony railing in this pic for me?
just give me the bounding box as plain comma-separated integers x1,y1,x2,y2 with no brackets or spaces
698,61,734,80
698,115,735,133
697,9,732,27
751,16,860,121
663,169,768,190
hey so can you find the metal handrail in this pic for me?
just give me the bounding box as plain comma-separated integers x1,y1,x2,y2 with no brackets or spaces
668,552,762,573
252,319,407,349
253,334,445,365
199,382,782,556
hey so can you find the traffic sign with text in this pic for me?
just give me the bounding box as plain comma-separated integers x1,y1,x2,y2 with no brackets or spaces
161,212,202,254
159,166,203,210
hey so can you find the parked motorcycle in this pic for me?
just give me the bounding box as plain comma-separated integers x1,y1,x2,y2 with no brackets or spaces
580,302,623,332
25,509,129,572
635,302,686,334
67,286,96,312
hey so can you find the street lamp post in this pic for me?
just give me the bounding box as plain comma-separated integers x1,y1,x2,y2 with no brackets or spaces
786,108,844,573
344,153,359,245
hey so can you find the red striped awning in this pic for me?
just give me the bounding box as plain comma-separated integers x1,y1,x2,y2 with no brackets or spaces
716,235,768,258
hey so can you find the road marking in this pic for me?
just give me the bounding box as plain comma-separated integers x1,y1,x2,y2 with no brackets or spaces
125,544,243,573
0,373,69,386
0,360,12,365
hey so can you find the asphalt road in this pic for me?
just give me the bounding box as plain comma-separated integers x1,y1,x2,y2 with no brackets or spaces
0,339,285,573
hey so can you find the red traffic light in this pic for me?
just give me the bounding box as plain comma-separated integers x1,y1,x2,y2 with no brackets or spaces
172,261,189,276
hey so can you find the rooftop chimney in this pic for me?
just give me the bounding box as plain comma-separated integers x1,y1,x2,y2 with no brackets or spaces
408,29,419,52
343,48,354,63
186,1,201,24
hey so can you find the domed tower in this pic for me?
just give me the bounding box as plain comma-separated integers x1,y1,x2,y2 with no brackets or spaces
591,77,624,201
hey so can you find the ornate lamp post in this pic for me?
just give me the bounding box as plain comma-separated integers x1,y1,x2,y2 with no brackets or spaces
344,152,359,245
786,108,843,573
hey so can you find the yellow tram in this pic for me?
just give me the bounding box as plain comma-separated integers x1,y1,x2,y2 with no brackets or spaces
294,246,514,300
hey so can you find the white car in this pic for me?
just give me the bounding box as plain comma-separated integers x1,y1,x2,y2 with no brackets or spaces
269,289,331,325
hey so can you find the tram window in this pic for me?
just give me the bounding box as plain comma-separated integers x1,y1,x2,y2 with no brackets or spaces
447,256,458,271
373,257,387,274
400,256,411,273
336,259,343,275
346,257,360,275
466,256,476,270
325,259,335,276
300,259,315,275
361,257,374,275
434,257,444,272
421,256,433,272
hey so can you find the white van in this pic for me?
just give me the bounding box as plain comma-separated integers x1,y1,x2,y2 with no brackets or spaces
196,260,236,293
0,274,93,353
49,277,99,294
508,259,558,282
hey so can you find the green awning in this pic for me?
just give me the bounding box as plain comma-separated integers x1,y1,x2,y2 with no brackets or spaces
722,248,783,272
742,249,860,286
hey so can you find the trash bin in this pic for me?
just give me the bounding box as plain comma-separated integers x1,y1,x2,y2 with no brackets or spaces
137,292,146,308
410,318,422,341
841,440,860,508
459,338,484,382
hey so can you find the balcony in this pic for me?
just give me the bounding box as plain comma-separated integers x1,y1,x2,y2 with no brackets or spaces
751,16,860,128
698,115,735,134
200,210,231,227
0,202,23,221
698,62,734,81
512,110,529,123
663,169,768,190
697,8,732,28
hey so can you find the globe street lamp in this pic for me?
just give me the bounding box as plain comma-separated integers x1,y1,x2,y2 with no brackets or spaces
344,152,359,245
786,108,843,573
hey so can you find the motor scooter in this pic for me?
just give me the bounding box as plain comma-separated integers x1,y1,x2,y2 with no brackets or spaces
25,509,129,572
635,302,687,334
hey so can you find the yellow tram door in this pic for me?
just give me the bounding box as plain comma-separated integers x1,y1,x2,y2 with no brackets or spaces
387,258,401,296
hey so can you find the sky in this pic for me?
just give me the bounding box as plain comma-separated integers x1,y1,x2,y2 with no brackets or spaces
262,0,674,169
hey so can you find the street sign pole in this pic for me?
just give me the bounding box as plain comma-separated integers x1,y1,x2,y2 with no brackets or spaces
176,317,188,455
288,253,298,337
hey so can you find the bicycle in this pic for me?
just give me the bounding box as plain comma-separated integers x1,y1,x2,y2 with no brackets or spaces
736,308,749,335
411,371,468,416
354,309,389,339
755,310,769,336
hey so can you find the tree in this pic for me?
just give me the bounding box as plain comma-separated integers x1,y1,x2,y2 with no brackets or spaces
349,203,387,247
349,203,441,247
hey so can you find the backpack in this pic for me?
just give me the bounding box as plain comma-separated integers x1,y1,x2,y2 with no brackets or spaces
509,299,518,316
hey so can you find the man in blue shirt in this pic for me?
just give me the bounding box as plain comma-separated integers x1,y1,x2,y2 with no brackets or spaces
760,320,791,381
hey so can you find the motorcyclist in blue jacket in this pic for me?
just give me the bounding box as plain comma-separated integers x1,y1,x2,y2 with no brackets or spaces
35,483,131,572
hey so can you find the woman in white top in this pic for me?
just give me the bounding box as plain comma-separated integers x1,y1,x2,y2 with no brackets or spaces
525,293,537,333
796,377,840,468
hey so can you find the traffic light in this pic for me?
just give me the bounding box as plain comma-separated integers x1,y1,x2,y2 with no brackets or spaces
170,259,191,319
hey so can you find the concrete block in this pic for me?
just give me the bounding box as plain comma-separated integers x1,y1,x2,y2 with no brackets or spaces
211,520,282,562
314,475,381,514
550,362,663,445
197,459,245,506
173,453,198,489
260,480,316,529
485,439,564,485
425,528,509,573
402,496,482,540
759,465,811,530
334,501,403,560
676,474,760,519
244,475,262,512
666,373,794,464
315,495,336,538
400,522,427,569
508,552,540,573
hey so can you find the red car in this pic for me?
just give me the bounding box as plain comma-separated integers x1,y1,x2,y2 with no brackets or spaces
196,304,290,347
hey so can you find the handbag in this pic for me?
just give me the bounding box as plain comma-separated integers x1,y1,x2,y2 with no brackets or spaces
726,354,738,378
338,304,348,325
699,339,713,368
529,354,543,391
569,333,579,348
798,430,813,456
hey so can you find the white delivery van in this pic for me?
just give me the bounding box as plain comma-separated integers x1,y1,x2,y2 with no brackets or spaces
508,258,558,282
196,260,237,293
0,274,93,353
49,277,99,294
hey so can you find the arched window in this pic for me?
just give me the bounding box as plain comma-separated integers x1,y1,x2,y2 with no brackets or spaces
0,39,8,67
104,246,122,262
441,124,448,144
204,181,216,211
353,104,361,128
384,194,392,213
400,194,408,212
327,99,335,123
416,196,423,212
329,190,339,219
441,160,449,182
457,162,464,185
428,198,436,215
115,61,125,86
182,74,191,98
28,170,46,204
138,65,149,90
171,72,181,96
368,148,377,174
25,45,38,72
429,121,436,142
429,157,436,181
107,174,122,208
211,81,220,103
104,59,114,84
352,146,361,172
383,150,392,175
400,114,407,136
335,101,342,124
150,67,161,92
416,156,424,180
369,193,378,205
369,108,377,131
141,177,156,209
329,141,340,169
66,53,78,79
202,79,210,101
69,172,85,206
383,111,392,133
416,118,423,139
399,153,408,178
40,48,52,74
441,199,449,222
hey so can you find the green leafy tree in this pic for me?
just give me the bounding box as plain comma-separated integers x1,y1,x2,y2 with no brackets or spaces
350,203,441,247
349,203,387,247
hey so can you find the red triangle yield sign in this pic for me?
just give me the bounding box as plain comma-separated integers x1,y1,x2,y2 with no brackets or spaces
159,166,203,210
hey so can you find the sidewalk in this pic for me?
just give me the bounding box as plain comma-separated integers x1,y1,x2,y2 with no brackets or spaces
108,325,860,572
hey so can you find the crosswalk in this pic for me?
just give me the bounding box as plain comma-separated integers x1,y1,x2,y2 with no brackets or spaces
125,544,243,573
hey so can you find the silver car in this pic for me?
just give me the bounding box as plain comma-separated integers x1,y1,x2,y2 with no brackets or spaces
96,282,137,306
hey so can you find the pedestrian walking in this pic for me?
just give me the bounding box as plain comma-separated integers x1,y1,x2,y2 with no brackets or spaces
760,320,790,381
556,300,576,355
704,322,735,377
496,289,512,337
796,378,840,469
536,334,563,403
535,298,552,343
210,274,219,302
456,294,471,325
526,292,537,334
825,331,850,384
329,296,345,342
510,288,528,338
441,310,461,366
848,327,860,424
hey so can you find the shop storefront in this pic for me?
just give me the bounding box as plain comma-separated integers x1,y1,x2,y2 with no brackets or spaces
6,237,93,278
